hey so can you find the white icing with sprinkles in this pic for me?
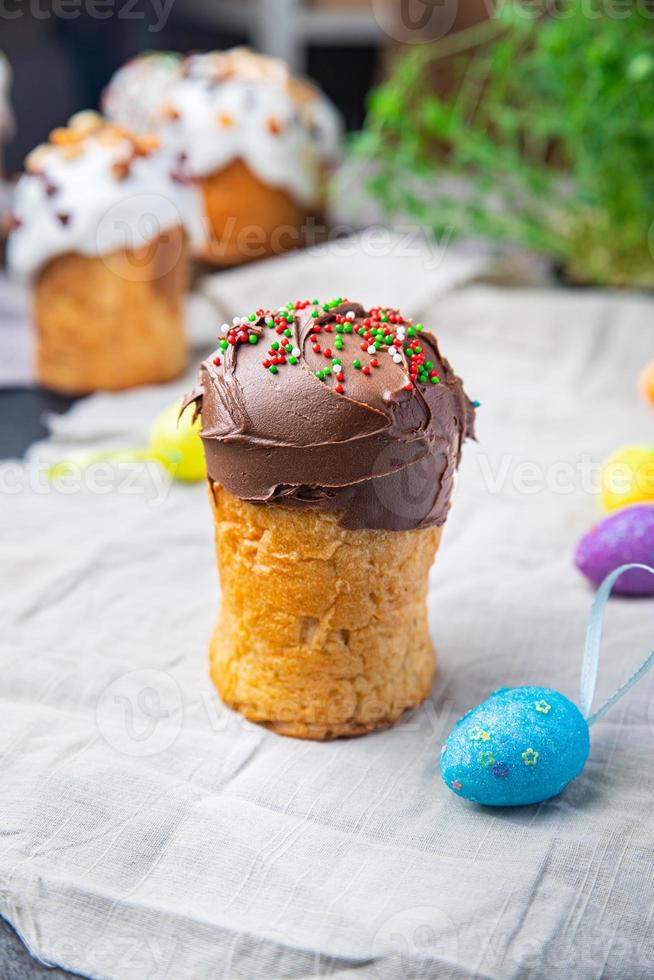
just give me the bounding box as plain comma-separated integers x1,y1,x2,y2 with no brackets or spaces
8,113,189,280
101,52,182,133
104,47,342,208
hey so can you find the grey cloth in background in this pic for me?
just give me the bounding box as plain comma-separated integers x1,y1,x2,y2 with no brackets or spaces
1,241,653,980
0,272,31,387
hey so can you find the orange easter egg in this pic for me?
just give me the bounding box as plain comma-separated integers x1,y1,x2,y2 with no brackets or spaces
639,361,654,407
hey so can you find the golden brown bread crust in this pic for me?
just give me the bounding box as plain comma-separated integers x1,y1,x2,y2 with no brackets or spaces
209,482,441,740
198,158,315,267
34,226,188,394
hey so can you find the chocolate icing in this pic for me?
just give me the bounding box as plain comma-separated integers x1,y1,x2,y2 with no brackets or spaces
185,300,475,531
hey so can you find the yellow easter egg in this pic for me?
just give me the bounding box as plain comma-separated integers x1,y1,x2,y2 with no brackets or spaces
600,445,654,512
149,402,205,482
639,361,654,407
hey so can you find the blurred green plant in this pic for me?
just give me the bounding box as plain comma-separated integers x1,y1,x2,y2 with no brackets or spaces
353,2,654,287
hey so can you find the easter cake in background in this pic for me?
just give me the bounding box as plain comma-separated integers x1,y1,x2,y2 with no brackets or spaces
184,298,476,740
101,51,183,135
8,112,190,394
103,48,342,267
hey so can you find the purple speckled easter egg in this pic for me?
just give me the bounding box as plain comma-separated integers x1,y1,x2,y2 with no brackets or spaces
575,505,654,595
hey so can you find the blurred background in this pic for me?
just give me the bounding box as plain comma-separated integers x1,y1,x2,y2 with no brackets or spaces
4,0,653,290
2,0,489,172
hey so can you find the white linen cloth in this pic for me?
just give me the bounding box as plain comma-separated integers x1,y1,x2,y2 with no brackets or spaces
0,272,32,386
1,241,653,979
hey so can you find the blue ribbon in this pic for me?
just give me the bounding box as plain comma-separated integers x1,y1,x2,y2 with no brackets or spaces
580,563,654,726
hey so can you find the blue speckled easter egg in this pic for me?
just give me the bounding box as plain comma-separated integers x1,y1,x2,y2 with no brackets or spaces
440,687,590,807
575,506,654,596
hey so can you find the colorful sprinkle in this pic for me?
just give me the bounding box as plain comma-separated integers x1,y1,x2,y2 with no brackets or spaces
210,301,463,406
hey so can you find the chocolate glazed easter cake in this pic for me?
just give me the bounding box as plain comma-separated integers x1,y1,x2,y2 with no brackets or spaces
185,298,475,739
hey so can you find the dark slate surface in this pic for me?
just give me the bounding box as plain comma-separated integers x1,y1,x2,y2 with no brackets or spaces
0,917,78,980
0,388,78,460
